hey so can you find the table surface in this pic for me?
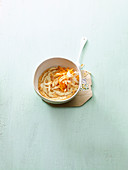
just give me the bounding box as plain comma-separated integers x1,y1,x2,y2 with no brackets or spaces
0,0,128,170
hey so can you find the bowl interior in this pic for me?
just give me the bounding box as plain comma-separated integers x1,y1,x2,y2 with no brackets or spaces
34,57,80,102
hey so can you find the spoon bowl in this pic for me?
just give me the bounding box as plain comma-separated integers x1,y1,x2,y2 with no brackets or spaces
33,37,88,104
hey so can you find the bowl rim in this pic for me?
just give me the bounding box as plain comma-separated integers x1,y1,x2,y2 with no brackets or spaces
33,56,81,104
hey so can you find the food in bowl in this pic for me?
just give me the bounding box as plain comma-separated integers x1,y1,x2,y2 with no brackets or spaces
38,66,79,101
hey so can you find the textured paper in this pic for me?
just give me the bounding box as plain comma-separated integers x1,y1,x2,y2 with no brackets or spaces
45,69,92,107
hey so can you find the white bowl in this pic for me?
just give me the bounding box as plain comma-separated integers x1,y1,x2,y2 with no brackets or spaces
33,56,82,104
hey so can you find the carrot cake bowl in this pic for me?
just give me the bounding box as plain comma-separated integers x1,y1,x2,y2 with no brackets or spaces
33,57,82,104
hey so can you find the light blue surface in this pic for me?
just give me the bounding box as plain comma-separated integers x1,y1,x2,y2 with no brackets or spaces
0,0,128,169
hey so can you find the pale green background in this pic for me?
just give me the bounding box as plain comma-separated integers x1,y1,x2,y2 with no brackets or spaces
0,0,128,170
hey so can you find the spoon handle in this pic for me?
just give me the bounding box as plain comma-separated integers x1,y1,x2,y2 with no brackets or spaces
76,37,88,65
